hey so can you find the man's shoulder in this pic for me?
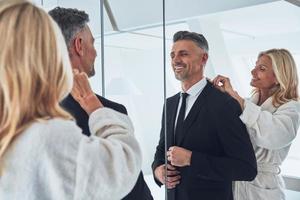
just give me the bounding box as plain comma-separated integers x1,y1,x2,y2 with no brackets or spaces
95,94,128,115
206,85,233,105
206,86,242,115
60,94,82,113
166,93,180,105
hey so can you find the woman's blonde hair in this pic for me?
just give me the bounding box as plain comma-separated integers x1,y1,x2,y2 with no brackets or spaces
0,0,73,171
254,48,299,107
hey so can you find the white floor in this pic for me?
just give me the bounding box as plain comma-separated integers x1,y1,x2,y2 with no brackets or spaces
144,175,300,200
285,190,300,200
144,174,165,200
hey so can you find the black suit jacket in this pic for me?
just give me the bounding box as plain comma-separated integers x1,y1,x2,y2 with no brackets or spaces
152,81,257,200
61,94,153,200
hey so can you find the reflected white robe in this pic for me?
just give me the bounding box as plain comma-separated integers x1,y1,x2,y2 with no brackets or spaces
234,94,300,200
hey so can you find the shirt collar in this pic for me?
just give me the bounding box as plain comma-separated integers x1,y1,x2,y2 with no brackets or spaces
181,77,207,97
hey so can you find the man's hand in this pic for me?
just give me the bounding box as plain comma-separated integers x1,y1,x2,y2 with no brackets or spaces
154,164,181,189
167,146,192,167
71,69,103,114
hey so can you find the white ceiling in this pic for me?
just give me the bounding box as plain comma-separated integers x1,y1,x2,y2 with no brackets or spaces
122,1,300,39
103,1,300,51
32,0,300,51
219,1,300,38
33,0,285,34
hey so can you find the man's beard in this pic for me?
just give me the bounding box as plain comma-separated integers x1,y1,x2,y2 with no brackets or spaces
88,66,95,77
174,70,188,81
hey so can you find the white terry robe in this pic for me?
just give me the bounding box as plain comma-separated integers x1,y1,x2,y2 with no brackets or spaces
0,107,142,200
234,94,300,200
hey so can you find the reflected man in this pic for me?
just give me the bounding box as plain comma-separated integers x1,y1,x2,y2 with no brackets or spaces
49,7,153,200
152,31,257,200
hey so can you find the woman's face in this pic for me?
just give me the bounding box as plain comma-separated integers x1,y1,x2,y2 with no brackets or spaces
250,54,278,90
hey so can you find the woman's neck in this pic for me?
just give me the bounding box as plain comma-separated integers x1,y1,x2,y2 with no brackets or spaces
258,85,279,105
258,91,269,106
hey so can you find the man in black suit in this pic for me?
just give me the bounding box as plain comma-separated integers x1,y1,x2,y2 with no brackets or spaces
49,7,153,200
152,31,257,200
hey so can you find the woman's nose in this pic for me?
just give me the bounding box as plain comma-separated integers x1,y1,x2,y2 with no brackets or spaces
251,68,256,76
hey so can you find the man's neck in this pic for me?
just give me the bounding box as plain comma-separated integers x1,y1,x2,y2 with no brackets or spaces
181,76,204,92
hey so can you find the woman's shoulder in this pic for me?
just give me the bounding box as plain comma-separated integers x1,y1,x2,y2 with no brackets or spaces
22,118,83,147
42,117,80,131
5,118,83,168
278,100,300,111
30,118,79,133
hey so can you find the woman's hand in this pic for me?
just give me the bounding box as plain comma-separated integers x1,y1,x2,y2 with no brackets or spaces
212,75,235,95
71,69,103,115
212,75,245,110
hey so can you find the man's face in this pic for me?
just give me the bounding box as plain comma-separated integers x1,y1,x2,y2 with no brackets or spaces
80,26,97,77
170,40,207,84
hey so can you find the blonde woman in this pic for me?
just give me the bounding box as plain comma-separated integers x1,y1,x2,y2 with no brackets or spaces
213,49,300,200
0,1,141,199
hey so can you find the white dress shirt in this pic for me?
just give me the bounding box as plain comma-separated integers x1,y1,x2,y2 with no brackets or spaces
175,78,207,126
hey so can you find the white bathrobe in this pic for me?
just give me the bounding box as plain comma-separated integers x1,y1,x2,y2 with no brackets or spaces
234,94,300,200
0,108,142,200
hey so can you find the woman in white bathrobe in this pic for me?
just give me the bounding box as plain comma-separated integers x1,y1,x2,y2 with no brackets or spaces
213,48,300,200
0,1,141,200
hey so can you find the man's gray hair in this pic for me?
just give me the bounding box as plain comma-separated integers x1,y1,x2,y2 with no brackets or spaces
49,7,89,48
173,31,209,53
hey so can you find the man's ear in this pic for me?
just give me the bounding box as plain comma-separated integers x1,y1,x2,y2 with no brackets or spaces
202,53,208,64
74,36,84,57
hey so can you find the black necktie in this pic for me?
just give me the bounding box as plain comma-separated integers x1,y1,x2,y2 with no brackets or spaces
175,93,189,145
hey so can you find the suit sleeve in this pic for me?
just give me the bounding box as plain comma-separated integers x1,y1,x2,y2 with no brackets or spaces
152,106,166,186
190,98,257,181
116,104,128,115
96,95,128,115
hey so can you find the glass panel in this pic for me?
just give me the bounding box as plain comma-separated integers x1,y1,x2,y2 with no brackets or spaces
165,0,300,198
104,30,165,173
101,1,165,198
36,0,300,198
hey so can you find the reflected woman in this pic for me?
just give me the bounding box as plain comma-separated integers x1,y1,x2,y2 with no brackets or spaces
213,48,300,200
0,0,141,199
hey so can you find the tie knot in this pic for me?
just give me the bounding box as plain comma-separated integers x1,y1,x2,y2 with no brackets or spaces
181,93,189,100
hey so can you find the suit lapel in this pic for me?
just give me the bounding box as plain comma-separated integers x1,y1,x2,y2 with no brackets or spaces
166,93,180,148
177,82,214,146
